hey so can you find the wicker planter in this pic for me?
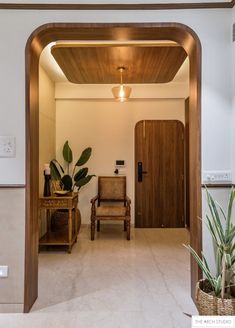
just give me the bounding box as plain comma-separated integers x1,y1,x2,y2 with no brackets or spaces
196,279,235,315
51,208,81,233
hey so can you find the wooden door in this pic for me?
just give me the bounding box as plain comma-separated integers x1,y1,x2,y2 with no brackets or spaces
135,120,185,228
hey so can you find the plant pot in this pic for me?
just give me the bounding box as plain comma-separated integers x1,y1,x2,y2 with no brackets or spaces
51,208,81,234
196,279,235,315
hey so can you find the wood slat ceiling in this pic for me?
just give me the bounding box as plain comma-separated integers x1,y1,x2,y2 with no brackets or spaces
51,44,187,84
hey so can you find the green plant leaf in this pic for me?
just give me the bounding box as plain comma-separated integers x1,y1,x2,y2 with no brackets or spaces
226,188,235,236
206,190,225,244
214,275,222,297
61,174,73,191
225,253,232,268
206,215,220,247
50,160,62,181
75,175,95,190
75,147,92,167
184,244,216,289
63,141,73,163
216,248,223,277
74,167,88,182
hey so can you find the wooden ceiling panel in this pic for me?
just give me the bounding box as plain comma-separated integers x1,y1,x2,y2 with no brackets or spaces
51,45,187,84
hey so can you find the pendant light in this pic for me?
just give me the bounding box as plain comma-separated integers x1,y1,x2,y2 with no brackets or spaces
112,67,132,102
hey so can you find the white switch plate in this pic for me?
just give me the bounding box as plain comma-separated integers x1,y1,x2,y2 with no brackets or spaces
203,171,232,184
0,136,16,158
0,266,8,278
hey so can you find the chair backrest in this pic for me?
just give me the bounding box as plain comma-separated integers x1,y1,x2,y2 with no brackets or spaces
98,176,126,201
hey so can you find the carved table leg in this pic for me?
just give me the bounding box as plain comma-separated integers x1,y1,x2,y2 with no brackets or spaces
124,220,127,231
91,218,95,241
97,220,100,232
75,208,78,243
126,218,131,240
68,209,72,253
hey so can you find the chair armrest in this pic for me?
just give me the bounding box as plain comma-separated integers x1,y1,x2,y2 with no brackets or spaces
125,195,131,204
90,195,98,204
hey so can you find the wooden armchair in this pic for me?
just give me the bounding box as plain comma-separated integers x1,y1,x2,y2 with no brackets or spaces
90,176,131,240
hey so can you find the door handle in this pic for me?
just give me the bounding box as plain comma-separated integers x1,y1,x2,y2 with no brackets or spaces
138,162,147,182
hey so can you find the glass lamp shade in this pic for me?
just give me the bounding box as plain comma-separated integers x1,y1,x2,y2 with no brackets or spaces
112,84,132,102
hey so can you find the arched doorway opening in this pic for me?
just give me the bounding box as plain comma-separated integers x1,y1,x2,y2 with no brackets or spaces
25,22,201,312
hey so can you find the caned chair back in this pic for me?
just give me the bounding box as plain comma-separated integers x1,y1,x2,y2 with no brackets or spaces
98,176,126,201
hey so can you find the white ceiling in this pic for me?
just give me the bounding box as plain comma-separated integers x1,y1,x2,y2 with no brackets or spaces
40,42,189,85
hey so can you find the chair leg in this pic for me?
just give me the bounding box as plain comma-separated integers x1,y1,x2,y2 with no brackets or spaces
126,219,131,240
97,220,100,232
124,220,127,231
91,218,95,241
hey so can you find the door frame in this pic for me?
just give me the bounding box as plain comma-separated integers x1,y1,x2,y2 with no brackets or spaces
25,22,202,312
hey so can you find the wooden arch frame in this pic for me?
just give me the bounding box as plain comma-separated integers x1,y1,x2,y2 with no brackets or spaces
25,22,202,312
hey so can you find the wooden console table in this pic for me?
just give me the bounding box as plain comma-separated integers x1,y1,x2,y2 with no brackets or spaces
39,192,79,253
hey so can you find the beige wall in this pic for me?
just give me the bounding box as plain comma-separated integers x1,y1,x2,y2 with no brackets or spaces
39,66,56,235
0,189,25,312
56,98,185,224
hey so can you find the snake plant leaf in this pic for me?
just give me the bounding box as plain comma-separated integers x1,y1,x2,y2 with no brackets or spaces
207,190,225,244
75,174,95,190
74,168,88,182
75,147,92,167
61,174,73,191
63,141,73,163
231,255,235,265
214,275,222,297
225,253,232,268
50,160,62,181
184,244,215,289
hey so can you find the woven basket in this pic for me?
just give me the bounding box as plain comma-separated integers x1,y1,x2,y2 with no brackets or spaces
51,208,81,233
196,279,235,315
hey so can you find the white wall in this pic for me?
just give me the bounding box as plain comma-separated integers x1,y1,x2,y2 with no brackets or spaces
0,8,233,310
0,9,232,184
39,66,56,194
231,8,235,183
39,66,56,236
56,97,185,223
202,188,231,276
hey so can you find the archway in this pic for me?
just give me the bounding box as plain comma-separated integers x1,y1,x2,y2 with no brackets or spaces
25,22,201,312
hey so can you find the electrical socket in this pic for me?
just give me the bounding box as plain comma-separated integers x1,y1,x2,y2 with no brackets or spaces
203,171,232,184
0,266,8,278
0,136,16,158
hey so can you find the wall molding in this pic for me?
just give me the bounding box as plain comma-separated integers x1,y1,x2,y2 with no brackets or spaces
0,2,233,10
202,184,234,188
0,184,25,188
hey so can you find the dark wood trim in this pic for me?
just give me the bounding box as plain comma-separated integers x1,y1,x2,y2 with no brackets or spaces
202,184,234,188
25,22,202,312
185,98,190,228
0,2,233,10
0,184,25,188
231,0,235,7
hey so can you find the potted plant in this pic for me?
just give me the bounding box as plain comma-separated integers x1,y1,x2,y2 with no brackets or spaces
49,141,95,233
185,188,235,315
50,140,95,192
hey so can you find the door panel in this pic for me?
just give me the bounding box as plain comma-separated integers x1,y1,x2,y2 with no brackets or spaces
135,120,185,228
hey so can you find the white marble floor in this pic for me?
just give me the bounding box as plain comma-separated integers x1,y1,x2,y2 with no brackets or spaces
0,225,197,327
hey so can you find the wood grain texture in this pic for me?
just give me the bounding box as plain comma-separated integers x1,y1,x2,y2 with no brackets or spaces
25,23,202,311
51,45,187,84
185,97,190,228
135,120,185,228
0,2,233,10
24,39,39,313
